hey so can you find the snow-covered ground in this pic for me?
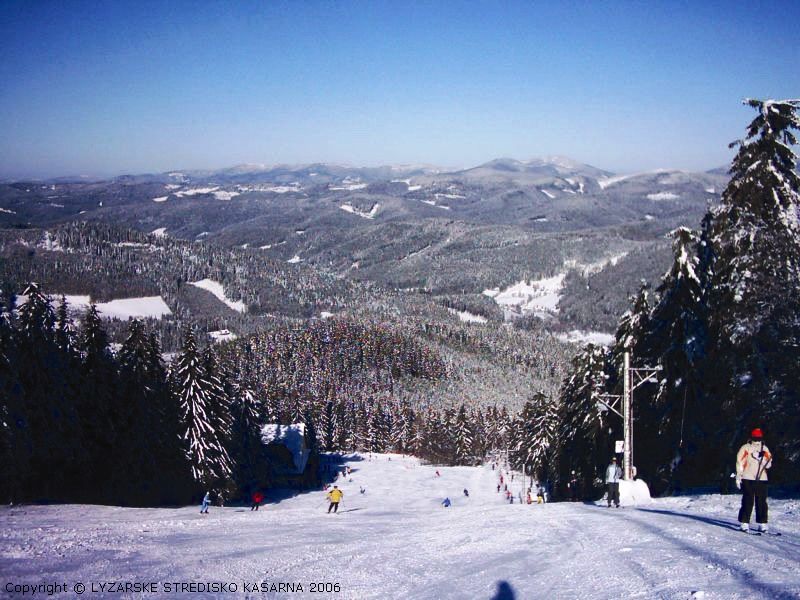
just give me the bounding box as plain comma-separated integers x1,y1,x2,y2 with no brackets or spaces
188,279,247,313
483,274,565,316
447,308,488,324
15,294,172,320
2,455,798,599
557,329,616,346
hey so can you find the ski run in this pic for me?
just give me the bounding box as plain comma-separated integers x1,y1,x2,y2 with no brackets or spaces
2,453,799,599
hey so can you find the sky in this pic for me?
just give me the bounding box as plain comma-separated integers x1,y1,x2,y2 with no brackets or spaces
1,0,798,179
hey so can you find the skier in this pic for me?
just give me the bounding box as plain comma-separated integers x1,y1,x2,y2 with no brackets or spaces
497,483,501,493
251,491,264,511
567,471,580,502
435,470,441,477
360,486,366,494
442,497,451,507
736,428,773,533
200,491,211,514
526,490,533,505
537,487,545,504
463,488,469,497
606,457,622,508
327,485,344,513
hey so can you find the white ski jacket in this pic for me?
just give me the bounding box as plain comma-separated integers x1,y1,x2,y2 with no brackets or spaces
605,463,622,483
736,441,772,482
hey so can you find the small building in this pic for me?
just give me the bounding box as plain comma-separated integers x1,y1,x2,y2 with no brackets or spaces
260,423,318,488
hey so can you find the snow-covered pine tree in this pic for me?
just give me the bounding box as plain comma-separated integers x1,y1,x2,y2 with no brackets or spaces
635,227,710,492
707,98,800,470
521,392,560,482
54,296,78,355
453,404,474,465
557,343,613,496
174,328,233,496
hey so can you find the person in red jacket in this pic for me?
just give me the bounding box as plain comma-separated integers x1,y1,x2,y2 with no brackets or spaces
251,491,264,511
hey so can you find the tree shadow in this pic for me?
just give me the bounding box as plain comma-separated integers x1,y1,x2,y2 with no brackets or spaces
636,508,736,531
624,509,800,597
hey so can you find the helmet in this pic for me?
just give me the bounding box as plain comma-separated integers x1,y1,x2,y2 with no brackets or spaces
751,428,763,439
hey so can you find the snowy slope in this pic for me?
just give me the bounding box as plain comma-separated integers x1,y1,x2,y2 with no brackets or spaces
2,455,799,599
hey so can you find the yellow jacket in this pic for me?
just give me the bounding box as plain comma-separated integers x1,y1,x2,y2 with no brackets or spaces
327,488,343,502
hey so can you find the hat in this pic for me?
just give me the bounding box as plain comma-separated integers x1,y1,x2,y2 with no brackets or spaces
751,428,763,439
611,457,617,462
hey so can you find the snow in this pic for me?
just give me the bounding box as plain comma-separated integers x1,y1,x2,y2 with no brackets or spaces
208,329,237,343
557,330,615,346
174,186,219,197
3,455,799,599
150,227,167,237
598,174,635,189
1,207,17,214
447,308,488,324
212,190,240,201
541,189,556,199
339,202,380,219
187,279,247,313
262,184,302,194
152,196,168,203
647,192,680,201
705,187,716,194
93,297,172,320
287,255,303,264
483,274,565,315
18,294,173,320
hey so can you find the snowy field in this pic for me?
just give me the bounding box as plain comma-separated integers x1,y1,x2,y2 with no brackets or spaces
2,455,799,599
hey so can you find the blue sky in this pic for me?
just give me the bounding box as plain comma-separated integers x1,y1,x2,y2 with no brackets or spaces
1,1,798,178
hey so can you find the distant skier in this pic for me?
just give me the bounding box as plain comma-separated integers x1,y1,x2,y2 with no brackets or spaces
435,470,441,477
200,491,211,514
526,490,533,505
536,487,545,504
567,471,580,502
606,457,622,508
497,483,501,493
463,488,469,497
736,428,773,533
251,491,264,511
327,485,344,513
442,497,451,508
360,486,366,494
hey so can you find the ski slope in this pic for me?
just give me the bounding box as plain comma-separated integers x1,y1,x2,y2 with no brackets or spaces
2,455,799,599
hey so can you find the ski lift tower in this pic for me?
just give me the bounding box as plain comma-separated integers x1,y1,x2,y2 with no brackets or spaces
597,352,661,480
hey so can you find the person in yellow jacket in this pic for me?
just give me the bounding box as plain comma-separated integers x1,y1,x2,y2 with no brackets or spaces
736,428,773,532
327,485,344,513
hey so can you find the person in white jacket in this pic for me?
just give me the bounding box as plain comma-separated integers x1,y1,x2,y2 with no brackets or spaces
736,428,773,532
605,457,622,508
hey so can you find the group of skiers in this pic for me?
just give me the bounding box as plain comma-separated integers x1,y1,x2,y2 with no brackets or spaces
198,430,774,532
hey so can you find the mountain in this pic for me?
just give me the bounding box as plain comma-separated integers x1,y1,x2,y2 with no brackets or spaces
0,156,730,341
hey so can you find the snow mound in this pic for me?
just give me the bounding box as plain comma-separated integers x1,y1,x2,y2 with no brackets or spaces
619,479,652,506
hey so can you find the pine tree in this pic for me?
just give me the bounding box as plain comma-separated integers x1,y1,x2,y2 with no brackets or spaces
558,344,613,497
635,228,710,492
707,99,800,473
174,328,232,496
78,304,119,500
453,404,474,465
13,284,77,500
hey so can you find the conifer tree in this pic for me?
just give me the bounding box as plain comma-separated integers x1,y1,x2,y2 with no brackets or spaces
174,328,232,496
453,404,474,465
707,98,800,471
